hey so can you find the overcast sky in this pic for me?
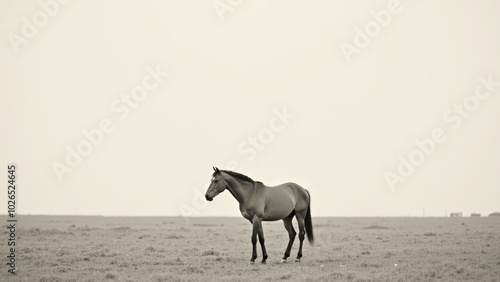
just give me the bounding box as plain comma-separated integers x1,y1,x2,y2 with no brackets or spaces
1,0,499,217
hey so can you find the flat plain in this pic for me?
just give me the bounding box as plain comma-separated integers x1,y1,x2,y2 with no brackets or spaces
1,215,499,281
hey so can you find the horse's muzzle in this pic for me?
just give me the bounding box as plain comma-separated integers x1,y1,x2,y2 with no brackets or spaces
205,195,213,201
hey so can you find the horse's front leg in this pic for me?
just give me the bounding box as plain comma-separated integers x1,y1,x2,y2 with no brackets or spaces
257,220,268,264
249,216,259,263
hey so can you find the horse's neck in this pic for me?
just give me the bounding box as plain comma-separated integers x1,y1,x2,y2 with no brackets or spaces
226,177,253,204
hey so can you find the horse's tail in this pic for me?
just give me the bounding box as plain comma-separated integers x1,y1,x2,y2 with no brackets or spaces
305,189,314,245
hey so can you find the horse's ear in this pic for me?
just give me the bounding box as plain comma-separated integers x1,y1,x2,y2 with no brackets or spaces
213,166,216,171
215,167,220,173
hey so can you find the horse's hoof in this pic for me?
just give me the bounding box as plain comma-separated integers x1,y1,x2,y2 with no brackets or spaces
248,261,255,265
261,261,267,264
294,258,301,263
280,259,287,263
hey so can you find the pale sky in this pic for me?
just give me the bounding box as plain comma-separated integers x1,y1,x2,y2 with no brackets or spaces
1,0,499,217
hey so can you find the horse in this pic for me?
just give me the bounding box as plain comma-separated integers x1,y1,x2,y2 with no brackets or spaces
204,167,314,264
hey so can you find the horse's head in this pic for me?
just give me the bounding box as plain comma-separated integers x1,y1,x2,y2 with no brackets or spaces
205,166,228,201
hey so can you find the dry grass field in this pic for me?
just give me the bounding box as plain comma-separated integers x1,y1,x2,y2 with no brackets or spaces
1,215,499,281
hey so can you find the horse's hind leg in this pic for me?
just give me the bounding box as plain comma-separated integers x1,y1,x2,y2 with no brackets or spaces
295,210,306,262
281,212,296,263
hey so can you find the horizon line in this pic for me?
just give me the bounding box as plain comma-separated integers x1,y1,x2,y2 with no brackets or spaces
1,213,499,218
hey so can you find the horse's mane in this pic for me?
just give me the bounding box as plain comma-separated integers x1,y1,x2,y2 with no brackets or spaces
213,170,261,184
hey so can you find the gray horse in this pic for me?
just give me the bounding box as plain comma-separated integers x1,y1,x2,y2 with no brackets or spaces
205,167,314,264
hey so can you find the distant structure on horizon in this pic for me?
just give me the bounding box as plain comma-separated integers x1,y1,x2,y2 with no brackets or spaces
488,212,500,217
450,212,462,217
471,213,481,217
